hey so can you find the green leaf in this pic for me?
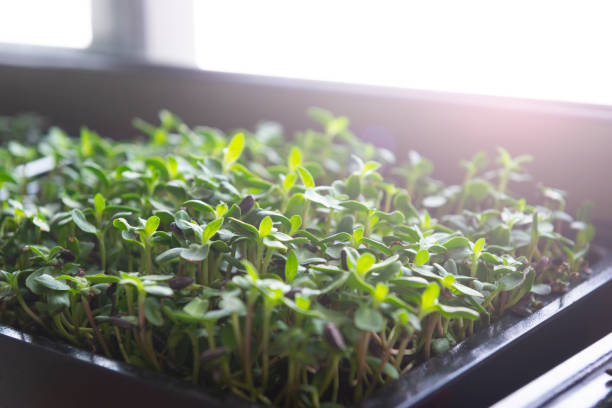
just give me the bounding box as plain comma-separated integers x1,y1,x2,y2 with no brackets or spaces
531,283,552,296
466,179,490,201
435,303,479,320
373,283,389,303
442,236,470,249
362,161,381,175
155,247,183,263
184,297,209,318
223,132,245,168
112,217,131,231
421,282,439,310
34,274,70,291
354,306,385,332
289,215,302,234
285,250,298,283
145,297,164,326
365,356,399,380
296,166,315,189
283,173,297,191
228,217,260,239
203,218,223,243
180,244,210,262
353,227,364,245
473,238,485,256
345,174,361,199
145,216,160,236
263,237,287,251
356,253,376,276
259,216,273,238
499,271,525,291
243,260,259,281
288,147,302,172
183,200,215,217
71,209,98,234
414,249,429,266
143,285,173,297
85,274,121,284
295,295,310,311
94,193,105,215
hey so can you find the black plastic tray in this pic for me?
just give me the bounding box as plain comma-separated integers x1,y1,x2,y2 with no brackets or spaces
1,251,612,408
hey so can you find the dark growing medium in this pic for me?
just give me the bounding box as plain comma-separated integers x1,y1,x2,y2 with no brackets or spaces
0,110,595,407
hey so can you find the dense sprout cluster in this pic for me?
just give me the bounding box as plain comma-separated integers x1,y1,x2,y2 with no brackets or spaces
0,110,595,407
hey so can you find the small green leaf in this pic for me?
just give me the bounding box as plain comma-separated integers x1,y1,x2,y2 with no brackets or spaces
283,173,297,191
143,285,173,297
259,216,273,238
145,216,160,236
295,295,310,311
113,218,131,231
345,174,361,199
414,249,429,266
216,203,228,217
442,274,455,288
184,297,209,318
499,271,525,291
374,283,389,304
356,253,376,275
243,260,259,281
353,226,364,245
223,132,245,169
421,282,439,310
155,247,183,263
288,147,302,172
354,306,385,332
473,238,485,256
531,283,552,296
435,303,479,320
203,218,223,243
296,166,315,189
362,161,381,175
71,209,98,234
34,274,70,291
285,250,298,283
366,356,399,380
180,244,209,262
145,297,164,326
183,200,215,216
289,215,302,234
94,193,105,215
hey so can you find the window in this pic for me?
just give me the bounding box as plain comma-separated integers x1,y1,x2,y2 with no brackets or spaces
0,0,92,49
193,0,612,106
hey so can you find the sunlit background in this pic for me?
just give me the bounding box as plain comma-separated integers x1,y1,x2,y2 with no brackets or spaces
2,0,612,106
0,0,92,49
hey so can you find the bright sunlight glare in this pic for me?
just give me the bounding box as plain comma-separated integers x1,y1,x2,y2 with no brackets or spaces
0,0,92,49
194,0,612,106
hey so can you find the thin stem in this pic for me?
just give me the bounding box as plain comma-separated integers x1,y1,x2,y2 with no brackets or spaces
81,295,111,357
189,331,200,384
423,313,438,360
113,326,130,363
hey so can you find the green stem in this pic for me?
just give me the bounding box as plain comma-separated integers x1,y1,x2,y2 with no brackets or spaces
97,232,107,273
261,301,273,391
113,326,130,363
14,285,44,327
262,249,274,274
318,354,340,397
189,331,200,384
423,313,438,360
81,295,111,357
